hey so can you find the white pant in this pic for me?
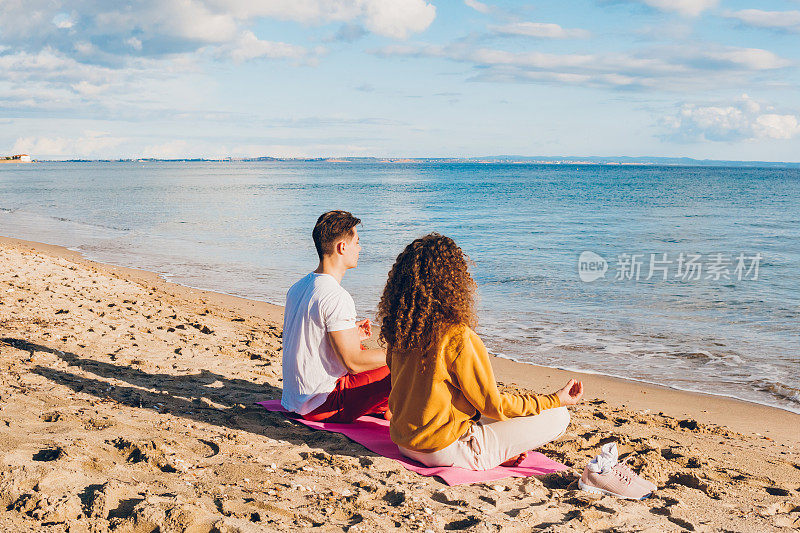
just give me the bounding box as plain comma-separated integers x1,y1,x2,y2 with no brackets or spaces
399,407,570,471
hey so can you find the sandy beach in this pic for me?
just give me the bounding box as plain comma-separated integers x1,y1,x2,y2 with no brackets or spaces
0,235,798,532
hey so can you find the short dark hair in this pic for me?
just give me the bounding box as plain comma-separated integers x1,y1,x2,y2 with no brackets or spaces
312,210,361,259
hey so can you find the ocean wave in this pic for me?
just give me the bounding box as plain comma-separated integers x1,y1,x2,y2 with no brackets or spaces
481,274,549,285
50,215,131,232
0,207,130,233
753,379,800,405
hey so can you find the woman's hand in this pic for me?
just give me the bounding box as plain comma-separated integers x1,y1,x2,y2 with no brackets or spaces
555,379,584,406
357,319,372,341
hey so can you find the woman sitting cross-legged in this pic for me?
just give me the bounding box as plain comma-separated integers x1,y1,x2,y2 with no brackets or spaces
377,233,584,471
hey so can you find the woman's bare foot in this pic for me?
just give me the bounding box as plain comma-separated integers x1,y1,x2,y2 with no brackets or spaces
500,452,527,467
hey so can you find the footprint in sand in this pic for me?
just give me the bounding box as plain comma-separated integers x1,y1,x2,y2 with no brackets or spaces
32,447,65,462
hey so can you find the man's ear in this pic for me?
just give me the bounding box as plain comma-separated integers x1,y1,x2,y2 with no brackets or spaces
335,240,346,255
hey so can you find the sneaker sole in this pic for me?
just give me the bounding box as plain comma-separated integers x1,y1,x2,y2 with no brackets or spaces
578,479,651,500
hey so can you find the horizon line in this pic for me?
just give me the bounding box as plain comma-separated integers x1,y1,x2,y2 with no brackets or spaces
11,155,800,166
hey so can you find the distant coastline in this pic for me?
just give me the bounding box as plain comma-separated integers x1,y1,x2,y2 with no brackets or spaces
31,155,800,168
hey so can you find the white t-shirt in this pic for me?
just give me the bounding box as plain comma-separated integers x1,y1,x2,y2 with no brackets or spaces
281,272,357,414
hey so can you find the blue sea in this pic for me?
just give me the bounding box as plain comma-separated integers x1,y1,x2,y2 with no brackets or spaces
1,161,798,413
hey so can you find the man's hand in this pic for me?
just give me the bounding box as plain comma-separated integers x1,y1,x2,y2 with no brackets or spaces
555,379,584,406
357,319,372,341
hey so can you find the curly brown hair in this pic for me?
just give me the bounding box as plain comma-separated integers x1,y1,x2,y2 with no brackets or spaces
378,233,477,359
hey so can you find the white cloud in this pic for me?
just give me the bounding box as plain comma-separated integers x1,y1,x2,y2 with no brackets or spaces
206,0,435,37
725,10,800,33
183,0,436,41
92,3,239,45
621,0,718,17
219,31,312,63
703,48,791,70
0,47,213,122
0,48,120,86
753,114,800,140
464,0,492,14
362,0,436,40
635,0,718,17
0,1,438,123
71,81,110,97
375,43,790,91
665,95,800,142
12,131,127,158
490,22,590,39
141,140,191,159
0,0,437,64
52,13,76,29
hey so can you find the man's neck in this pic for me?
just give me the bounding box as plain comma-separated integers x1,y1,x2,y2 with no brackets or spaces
314,258,347,284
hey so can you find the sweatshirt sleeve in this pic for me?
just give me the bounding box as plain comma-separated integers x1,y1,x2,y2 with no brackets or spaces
450,328,561,420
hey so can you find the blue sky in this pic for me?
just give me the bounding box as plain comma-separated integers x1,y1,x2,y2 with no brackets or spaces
2,0,800,160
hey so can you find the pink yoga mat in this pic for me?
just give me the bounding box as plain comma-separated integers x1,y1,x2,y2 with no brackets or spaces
256,400,567,486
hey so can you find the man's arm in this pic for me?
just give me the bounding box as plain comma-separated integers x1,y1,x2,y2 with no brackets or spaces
328,327,386,374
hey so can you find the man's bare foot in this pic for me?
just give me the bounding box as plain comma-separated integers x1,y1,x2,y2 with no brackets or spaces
500,452,527,467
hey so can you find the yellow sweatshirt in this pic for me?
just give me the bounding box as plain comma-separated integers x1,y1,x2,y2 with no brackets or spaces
388,324,561,453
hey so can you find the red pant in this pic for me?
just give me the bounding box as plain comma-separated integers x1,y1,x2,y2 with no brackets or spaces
302,365,391,423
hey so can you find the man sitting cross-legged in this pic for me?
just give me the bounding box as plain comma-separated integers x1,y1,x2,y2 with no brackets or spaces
280,210,390,423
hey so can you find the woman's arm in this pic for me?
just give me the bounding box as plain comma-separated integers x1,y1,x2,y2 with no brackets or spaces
450,328,562,420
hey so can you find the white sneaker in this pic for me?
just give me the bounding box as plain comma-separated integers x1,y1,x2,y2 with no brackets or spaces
579,443,654,500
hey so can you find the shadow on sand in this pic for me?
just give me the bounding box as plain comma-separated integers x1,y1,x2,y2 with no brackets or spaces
4,336,381,460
